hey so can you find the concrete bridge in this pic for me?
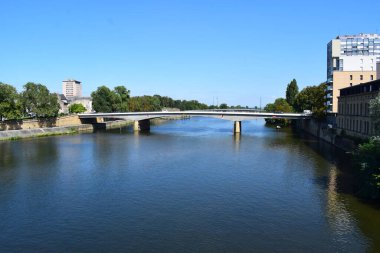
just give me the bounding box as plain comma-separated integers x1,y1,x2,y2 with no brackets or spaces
79,110,311,133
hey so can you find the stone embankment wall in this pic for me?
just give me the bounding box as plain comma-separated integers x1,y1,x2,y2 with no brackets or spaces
0,115,133,141
0,115,82,131
296,119,357,152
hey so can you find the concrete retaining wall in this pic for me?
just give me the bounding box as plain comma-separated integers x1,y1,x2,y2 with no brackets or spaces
0,124,94,141
296,119,357,152
0,115,82,131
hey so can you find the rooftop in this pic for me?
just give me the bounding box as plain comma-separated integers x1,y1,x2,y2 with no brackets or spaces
340,79,380,97
63,79,81,83
336,33,380,39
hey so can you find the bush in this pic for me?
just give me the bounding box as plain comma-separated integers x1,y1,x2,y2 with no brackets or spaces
354,136,380,200
69,103,87,114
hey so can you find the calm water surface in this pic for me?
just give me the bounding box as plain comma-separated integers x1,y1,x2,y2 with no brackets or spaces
1,118,380,253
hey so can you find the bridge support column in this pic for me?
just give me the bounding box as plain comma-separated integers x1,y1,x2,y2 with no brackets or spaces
134,119,150,132
234,121,241,134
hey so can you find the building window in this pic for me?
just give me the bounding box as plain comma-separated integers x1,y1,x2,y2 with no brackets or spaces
360,75,363,80
350,83,353,86
370,75,374,80
350,75,353,80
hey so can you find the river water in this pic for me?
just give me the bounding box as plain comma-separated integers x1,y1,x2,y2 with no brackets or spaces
0,118,379,253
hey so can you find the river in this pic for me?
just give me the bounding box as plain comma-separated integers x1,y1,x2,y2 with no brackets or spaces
0,118,379,253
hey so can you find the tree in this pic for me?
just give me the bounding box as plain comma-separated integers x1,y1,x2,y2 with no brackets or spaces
219,103,228,109
128,96,161,112
354,136,380,200
91,86,119,113
294,83,326,120
264,103,275,112
69,103,87,114
0,82,23,120
369,93,380,135
264,98,293,126
114,86,130,112
286,79,299,107
21,82,60,118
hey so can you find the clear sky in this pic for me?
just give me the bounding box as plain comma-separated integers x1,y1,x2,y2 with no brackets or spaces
1,0,379,107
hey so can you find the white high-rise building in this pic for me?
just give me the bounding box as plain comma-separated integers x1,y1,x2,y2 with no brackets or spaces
326,33,380,112
62,79,82,98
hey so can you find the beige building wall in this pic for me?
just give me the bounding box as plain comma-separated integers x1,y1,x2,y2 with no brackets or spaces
331,71,376,112
337,90,379,138
70,97,93,113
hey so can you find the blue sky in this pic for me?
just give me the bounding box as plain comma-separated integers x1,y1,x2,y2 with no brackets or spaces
1,0,379,107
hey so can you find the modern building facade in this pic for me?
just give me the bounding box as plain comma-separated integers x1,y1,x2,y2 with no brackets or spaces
62,79,82,98
326,33,380,112
337,79,380,138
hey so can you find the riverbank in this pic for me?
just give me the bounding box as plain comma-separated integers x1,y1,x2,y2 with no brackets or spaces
0,120,133,141
295,118,358,152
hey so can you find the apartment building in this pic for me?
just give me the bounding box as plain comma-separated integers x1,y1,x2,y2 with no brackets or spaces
62,79,82,98
326,33,380,112
337,79,380,138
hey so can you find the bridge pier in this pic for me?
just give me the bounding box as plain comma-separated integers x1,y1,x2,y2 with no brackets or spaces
234,121,241,134
133,119,151,132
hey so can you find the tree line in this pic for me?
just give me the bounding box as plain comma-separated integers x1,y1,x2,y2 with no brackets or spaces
264,79,326,126
90,85,247,113
0,82,60,120
1,81,251,121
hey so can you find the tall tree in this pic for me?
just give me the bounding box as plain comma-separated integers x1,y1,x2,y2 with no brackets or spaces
91,86,118,113
369,93,380,135
21,82,60,118
0,82,23,120
286,79,299,107
114,86,130,112
294,83,326,120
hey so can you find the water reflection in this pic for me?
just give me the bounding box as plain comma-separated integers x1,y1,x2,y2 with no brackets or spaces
0,119,379,253
233,133,241,152
326,166,358,242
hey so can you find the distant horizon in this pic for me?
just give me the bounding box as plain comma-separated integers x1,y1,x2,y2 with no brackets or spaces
1,0,379,107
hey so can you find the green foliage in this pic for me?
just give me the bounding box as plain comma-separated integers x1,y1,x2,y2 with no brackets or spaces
69,103,87,114
114,86,130,112
219,103,228,109
0,82,23,120
92,85,210,112
21,82,60,118
354,137,380,200
264,98,293,113
91,86,118,113
286,79,299,107
294,83,327,120
91,85,131,112
264,98,293,126
369,93,380,135
128,96,161,112
264,103,275,112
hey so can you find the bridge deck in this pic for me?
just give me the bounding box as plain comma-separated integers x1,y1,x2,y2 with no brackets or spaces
79,111,311,121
